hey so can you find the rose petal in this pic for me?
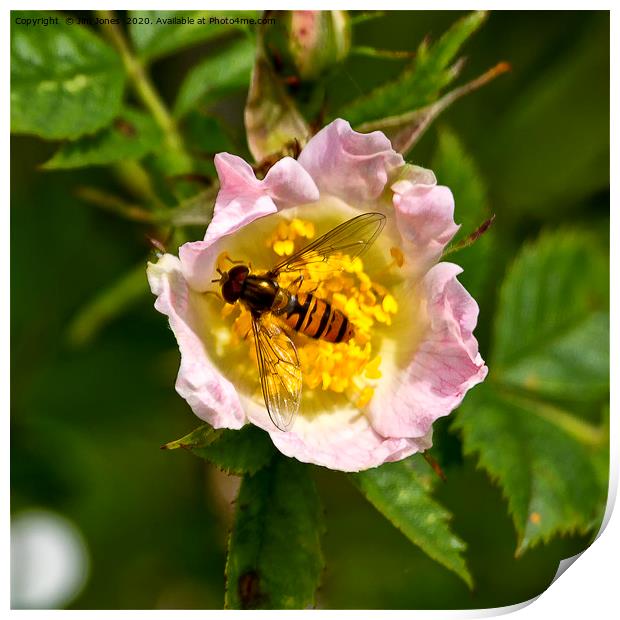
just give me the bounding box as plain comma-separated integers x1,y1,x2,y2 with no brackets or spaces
180,156,319,291
298,118,404,205
243,398,429,472
392,183,460,273
147,254,246,429
262,156,321,208
177,240,219,293
368,262,487,439
209,153,319,241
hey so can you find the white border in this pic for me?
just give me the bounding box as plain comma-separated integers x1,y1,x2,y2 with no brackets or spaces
5,3,616,618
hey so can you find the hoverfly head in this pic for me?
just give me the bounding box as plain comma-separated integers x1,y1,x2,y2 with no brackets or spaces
220,265,250,304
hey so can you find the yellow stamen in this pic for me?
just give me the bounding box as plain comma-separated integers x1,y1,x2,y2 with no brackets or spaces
382,294,398,314
221,218,400,409
273,239,295,256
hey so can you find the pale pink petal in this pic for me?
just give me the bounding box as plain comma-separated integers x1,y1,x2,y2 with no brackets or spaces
368,262,487,439
177,240,220,293
208,153,319,241
147,254,246,429
392,183,460,272
262,156,321,208
298,118,404,204
181,156,320,291
243,399,429,472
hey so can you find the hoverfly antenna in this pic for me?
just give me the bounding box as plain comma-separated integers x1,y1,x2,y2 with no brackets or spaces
211,268,226,284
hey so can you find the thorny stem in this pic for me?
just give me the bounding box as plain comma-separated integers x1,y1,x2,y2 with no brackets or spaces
97,10,191,167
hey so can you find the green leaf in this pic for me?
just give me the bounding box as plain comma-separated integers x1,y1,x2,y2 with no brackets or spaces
493,232,609,401
42,108,162,169
174,37,255,119
225,457,324,609
129,10,258,62
339,11,487,126
11,11,126,140
453,231,609,554
163,423,275,475
454,387,607,555
351,458,472,588
350,46,416,61
191,425,275,475
161,424,223,450
356,62,509,155
432,127,494,299
245,46,310,161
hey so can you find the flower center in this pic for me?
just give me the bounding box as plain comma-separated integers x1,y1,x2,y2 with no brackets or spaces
218,218,400,409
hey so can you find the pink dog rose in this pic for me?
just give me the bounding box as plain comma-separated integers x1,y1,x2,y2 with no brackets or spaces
148,119,487,472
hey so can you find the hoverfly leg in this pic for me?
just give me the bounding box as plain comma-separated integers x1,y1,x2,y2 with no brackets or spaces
215,252,245,277
289,274,304,294
222,253,244,265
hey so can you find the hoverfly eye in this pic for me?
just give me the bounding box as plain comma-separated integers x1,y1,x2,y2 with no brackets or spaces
221,279,238,304
228,265,250,280
221,265,249,304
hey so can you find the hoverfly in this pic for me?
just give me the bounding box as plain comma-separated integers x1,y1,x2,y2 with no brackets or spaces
216,212,386,431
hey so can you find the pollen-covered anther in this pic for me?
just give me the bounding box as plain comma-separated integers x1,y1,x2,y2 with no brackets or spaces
266,218,316,256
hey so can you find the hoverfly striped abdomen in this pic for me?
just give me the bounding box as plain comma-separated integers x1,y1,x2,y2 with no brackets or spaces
282,292,354,343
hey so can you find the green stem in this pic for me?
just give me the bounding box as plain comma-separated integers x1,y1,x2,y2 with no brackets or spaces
97,10,190,164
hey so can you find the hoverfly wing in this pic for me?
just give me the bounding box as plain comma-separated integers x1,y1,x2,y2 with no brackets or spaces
268,212,386,276
251,315,302,431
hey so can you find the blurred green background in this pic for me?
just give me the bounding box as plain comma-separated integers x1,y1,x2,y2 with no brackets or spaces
11,10,609,609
